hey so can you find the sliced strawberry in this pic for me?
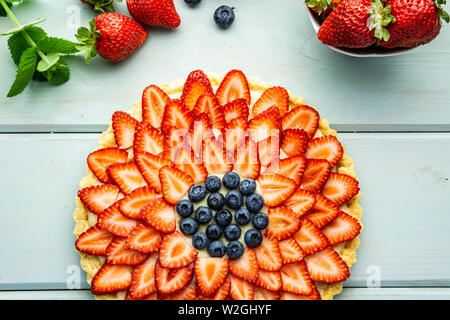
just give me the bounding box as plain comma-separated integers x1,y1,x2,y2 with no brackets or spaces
282,105,319,139
133,121,164,155
304,194,339,228
281,128,309,157
280,286,321,300
161,278,197,300
119,186,157,219
254,287,280,300
163,126,189,162
202,137,233,174
185,113,213,158
222,117,249,155
181,70,214,102
105,237,148,265
112,111,139,149
125,292,157,300
233,137,260,180
252,86,289,117
257,136,280,167
155,261,193,295
107,162,147,194
142,85,170,129
159,165,194,205
182,80,212,111
97,202,138,237
266,206,301,241
135,152,173,193
223,99,249,123
159,231,197,269
293,218,329,256
75,225,114,256
194,257,229,296
283,189,316,218
264,156,306,186
87,147,128,183
322,173,360,206
229,247,259,283
78,184,120,215
322,211,361,245
129,254,158,298
280,260,314,296
173,148,207,184
140,198,176,233
229,274,254,300
256,270,282,292
216,70,251,106
126,223,162,253
91,264,133,295
255,237,283,272
306,135,343,167
200,277,231,300
279,238,304,264
161,100,194,134
257,174,297,207
248,106,281,143
304,247,350,283
300,159,332,193
193,94,226,130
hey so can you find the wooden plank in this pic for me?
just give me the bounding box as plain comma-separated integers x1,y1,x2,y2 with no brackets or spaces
1,1,450,132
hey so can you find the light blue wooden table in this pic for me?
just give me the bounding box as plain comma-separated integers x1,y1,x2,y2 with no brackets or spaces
1,0,450,300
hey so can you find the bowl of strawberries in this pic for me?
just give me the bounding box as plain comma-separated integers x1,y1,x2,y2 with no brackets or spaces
305,0,449,57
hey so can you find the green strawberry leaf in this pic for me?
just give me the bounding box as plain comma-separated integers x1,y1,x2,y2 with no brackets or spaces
83,0,122,13
369,0,396,44
36,52,60,72
7,26,47,65
7,47,37,97
434,0,449,23
37,36,80,54
75,19,100,64
0,18,45,36
44,59,70,85
305,0,333,15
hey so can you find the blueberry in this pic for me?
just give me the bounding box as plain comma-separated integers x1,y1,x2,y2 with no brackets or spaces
188,184,207,202
226,241,244,260
246,193,264,213
223,172,240,189
205,175,222,192
224,224,241,241
184,0,201,7
214,5,235,29
244,229,263,248
252,212,269,230
225,190,243,209
192,231,208,249
239,178,256,196
206,223,223,240
195,206,213,224
176,199,194,217
215,209,233,227
180,217,199,235
235,208,251,225
207,192,225,210
208,240,226,257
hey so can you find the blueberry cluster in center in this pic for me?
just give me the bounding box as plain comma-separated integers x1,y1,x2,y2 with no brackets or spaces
175,172,268,260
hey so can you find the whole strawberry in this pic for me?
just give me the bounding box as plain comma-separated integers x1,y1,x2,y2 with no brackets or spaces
80,0,121,13
76,13,148,62
127,0,181,28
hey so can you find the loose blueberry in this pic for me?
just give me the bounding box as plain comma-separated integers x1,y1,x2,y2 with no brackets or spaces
223,172,240,189
205,175,222,192
239,178,256,196
208,240,226,257
188,184,207,202
244,228,263,248
180,217,199,235
224,224,241,241
176,199,194,217
192,231,209,249
235,207,251,225
215,209,233,227
252,212,269,230
214,5,235,29
225,190,243,209
195,206,213,224
184,0,201,7
226,241,244,260
246,193,264,213
206,223,223,240
207,192,225,210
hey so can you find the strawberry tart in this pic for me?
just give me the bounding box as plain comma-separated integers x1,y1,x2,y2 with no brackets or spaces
73,69,362,300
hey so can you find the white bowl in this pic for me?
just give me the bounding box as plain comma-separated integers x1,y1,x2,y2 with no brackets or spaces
305,6,415,57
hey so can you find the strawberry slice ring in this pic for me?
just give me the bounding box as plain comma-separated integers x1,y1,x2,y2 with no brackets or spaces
73,70,362,301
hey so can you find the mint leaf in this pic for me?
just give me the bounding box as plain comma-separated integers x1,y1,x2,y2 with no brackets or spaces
0,18,45,36
7,47,37,97
37,52,60,72
7,26,47,65
44,59,70,85
0,1,11,17
37,36,79,54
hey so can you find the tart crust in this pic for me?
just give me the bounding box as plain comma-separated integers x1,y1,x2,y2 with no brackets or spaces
73,73,363,300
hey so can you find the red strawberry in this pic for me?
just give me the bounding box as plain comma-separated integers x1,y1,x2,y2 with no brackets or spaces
257,136,280,167
161,279,197,300
280,286,321,300
257,174,297,207
129,254,158,298
229,274,254,300
126,223,162,253
140,198,176,233
200,277,231,300
229,247,259,283
80,0,118,13
105,237,148,265
304,247,350,283
182,80,212,111
322,211,361,245
159,231,197,268
300,159,332,193
174,148,208,184
91,264,133,294
161,100,194,134
216,70,251,106
133,121,164,155
75,225,114,256
163,126,189,162
281,129,309,157
155,261,193,295
283,189,316,218
304,194,339,228
112,111,139,149
252,86,290,117
98,202,138,237
194,257,229,296
202,137,233,174
78,184,120,215
282,105,319,139
254,287,280,300
280,261,314,296
255,238,283,271
233,137,260,180
126,292,157,300
87,147,128,183
193,95,226,130
293,218,329,255
278,238,304,264
264,156,306,186
142,85,170,129
185,113,213,158
248,106,281,143
223,99,249,123
107,162,147,194
119,186,157,219
222,117,249,155
266,206,301,241
181,70,214,102
306,135,343,167
159,165,194,205
135,152,173,193
322,173,360,205
126,0,181,28
256,270,282,292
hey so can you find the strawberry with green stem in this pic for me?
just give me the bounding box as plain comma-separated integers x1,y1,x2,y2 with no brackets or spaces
306,0,343,15
80,0,122,13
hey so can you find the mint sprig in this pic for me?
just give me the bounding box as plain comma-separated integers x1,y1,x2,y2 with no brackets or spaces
7,47,37,97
